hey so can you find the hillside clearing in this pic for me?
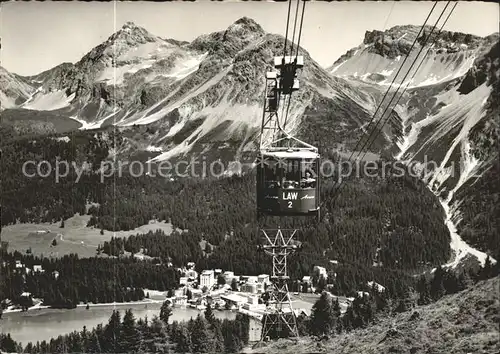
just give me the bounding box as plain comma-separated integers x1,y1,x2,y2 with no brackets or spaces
1,214,177,258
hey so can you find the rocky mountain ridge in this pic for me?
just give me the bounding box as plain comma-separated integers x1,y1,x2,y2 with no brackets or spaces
330,25,499,265
1,18,375,159
329,25,498,88
1,20,498,268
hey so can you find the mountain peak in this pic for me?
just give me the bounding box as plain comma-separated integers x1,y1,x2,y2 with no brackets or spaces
228,16,264,34
233,16,258,26
119,21,152,35
188,16,265,55
122,21,138,29
105,21,158,47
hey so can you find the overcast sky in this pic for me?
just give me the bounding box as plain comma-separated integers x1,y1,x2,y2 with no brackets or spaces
1,0,498,76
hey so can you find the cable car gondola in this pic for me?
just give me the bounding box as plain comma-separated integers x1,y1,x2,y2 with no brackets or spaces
256,50,320,219
257,145,320,217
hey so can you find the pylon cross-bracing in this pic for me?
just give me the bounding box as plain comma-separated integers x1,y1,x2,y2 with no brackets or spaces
259,227,300,341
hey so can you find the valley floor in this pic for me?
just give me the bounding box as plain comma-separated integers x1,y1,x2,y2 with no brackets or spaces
0,214,177,258
244,277,499,354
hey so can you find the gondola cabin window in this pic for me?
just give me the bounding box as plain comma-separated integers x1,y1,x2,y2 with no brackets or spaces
257,149,319,216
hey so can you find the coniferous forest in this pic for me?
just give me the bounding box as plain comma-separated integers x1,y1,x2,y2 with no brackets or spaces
1,130,456,303
0,262,497,353
0,250,179,308
1,127,498,352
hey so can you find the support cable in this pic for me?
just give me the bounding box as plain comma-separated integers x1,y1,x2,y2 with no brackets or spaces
330,1,454,207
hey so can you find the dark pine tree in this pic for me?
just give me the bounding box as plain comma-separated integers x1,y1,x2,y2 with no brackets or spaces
204,304,216,325
160,300,173,326
121,309,139,353
103,310,121,353
309,291,337,337
176,325,193,354
191,315,213,353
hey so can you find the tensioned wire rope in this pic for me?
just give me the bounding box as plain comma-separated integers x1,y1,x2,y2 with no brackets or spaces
282,0,307,132
357,1,458,165
318,1,440,214
329,1,455,208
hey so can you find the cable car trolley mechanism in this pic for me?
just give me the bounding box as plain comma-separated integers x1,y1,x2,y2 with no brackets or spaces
256,53,320,220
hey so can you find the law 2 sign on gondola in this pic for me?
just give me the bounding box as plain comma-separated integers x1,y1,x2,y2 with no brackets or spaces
256,149,320,217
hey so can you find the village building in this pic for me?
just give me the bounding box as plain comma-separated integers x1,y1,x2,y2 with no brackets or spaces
200,270,215,289
248,316,263,343
174,295,188,307
257,274,270,284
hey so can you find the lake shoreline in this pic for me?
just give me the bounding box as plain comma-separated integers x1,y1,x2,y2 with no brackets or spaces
2,297,165,315
1,300,236,345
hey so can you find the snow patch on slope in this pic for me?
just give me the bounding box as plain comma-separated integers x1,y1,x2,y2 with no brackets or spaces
0,91,16,109
117,41,175,62
439,199,494,269
148,141,190,163
150,99,263,163
332,46,477,89
378,53,476,89
22,86,44,106
160,52,208,80
434,139,494,270
396,82,496,269
69,116,103,130
427,84,490,189
70,108,119,130
98,47,206,85
97,61,155,85
119,64,233,127
0,67,36,109
379,69,394,77
146,146,163,152
22,90,75,111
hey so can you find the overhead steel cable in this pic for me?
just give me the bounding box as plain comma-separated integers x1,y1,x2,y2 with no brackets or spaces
283,0,307,131
337,1,439,165
290,0,301,57
276,0,294,144
358,1,457,164
317,1,439,214
329,1,453,208
328,0,395,188
295,0,307,58
283,0,293,58
355,1,452,163
281,0,301,135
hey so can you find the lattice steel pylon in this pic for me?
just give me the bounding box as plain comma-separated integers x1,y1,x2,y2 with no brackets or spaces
259,71,283,150
259,56,303,151
258,227,300,342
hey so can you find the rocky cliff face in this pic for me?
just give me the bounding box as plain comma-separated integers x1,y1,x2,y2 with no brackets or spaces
329,25,494,88
331,25,499,264
2,19,372,154
0,66,35,110
1,20,498,266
